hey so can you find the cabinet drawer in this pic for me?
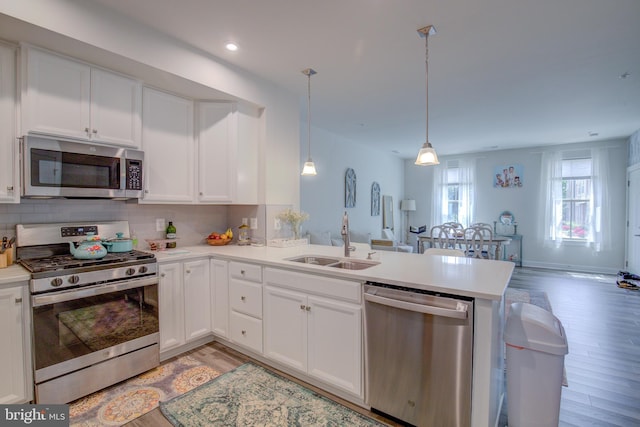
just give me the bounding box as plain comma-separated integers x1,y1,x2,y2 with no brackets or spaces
229,279,262,318
230,311,263,354
229,261,262,283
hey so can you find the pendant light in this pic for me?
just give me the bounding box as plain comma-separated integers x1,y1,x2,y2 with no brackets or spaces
301,68,318,176
415,25,440,166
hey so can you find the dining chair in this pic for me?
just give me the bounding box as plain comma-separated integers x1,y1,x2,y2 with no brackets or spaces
464,225,494,259
423,248,466,257
443,221,464,230
429,225,459,250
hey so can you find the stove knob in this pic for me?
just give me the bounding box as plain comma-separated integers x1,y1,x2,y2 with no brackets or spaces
51,278,63,287
138,266,148,274
68,275,80,284
126,268,136,276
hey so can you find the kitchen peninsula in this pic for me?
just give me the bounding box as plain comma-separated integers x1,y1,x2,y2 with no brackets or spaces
0,244,514,427
153,243,514,427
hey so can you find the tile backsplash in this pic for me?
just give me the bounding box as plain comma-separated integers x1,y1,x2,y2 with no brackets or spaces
0,199,261,249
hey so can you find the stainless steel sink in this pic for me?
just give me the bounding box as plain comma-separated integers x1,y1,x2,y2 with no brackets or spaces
328,260,380,270
286,255,342,266
286,255,379,270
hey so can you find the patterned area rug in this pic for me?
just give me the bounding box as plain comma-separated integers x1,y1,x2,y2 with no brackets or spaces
160,362,388,426
69,355,220,426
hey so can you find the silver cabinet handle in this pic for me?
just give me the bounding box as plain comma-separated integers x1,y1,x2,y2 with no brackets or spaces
305,306,311,311
241,330,246,335
84,127,90,133
241,296,246,301
160,273,166,278
240,270,245,275
92,129,97,134
186,269,191,274
7,186,13,192
15,297,22,303
300,304,306,310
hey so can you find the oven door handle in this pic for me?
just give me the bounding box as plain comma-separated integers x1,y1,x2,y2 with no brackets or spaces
32,276,158,307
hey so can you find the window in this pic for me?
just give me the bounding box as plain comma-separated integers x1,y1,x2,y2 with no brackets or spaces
561,159,592,240
540,147,611,252
432,159,475,227
446,168,462,223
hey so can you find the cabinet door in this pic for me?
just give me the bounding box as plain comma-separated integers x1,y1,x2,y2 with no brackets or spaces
141,87,194,203
0,286,30,404
210,259,229,338
23,47,91,140
158,262,185,351
183,259,211,341
307,295,362,397
197,102,237,203
0,43,18,203
263,285,307,372
90,68,142,148
235,102,260,204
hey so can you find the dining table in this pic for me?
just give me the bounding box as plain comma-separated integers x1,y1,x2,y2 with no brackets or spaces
418,234,512,260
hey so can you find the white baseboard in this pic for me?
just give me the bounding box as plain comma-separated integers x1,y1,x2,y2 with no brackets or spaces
521,260,619,275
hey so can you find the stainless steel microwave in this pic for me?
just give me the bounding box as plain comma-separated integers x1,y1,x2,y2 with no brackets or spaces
21,136,144,199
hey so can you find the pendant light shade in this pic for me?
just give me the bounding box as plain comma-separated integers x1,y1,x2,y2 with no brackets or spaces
415,25,440,166
301,68,318,176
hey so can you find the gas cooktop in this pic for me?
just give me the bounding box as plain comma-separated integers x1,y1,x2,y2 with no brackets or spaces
20,250,155,274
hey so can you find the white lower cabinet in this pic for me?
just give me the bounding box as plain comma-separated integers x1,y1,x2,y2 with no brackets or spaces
263,268,363,398
228,261,263,354
210,259,229,338
158,259,211,353
0,283,32,404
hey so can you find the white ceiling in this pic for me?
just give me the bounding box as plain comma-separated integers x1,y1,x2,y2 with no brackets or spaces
71,1,640,158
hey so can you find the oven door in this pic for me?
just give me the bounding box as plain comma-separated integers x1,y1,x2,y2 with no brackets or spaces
31,277,159,385
22,136,131,198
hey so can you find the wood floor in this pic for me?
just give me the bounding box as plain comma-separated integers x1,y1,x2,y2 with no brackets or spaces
502,267,640,427
125,267,640,427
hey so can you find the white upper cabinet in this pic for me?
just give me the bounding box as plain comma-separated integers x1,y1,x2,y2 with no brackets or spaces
197,102,237,203
89,68,142,147
0,42,18,203
141,87,194,203
21,46,142,148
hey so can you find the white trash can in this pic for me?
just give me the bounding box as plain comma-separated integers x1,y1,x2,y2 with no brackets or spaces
505,302,568,427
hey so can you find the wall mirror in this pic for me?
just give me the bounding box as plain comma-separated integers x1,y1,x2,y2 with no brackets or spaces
382,195,394,230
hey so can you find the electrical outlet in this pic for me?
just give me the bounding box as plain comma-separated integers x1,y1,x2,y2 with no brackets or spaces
274,218,281,230
155,218,165,232
250,218,258,230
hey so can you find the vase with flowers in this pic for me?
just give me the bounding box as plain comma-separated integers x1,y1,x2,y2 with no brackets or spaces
277,208,309,240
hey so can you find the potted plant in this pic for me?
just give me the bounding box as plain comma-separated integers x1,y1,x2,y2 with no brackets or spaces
277,208,309,240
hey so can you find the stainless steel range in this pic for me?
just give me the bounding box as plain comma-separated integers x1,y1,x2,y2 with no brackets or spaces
17,221,159,404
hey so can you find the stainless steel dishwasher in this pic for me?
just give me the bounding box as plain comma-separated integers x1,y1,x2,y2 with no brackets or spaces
364,282,474,427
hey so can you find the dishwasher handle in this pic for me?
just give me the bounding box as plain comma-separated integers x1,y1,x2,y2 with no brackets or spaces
364,291,468,319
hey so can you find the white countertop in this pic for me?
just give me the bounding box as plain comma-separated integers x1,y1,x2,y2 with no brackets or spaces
152,243,514,301
0,264,30,286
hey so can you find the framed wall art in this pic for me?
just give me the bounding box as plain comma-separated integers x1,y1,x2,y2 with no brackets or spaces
371,182,380,216
345,168,356,208
494,164,523,188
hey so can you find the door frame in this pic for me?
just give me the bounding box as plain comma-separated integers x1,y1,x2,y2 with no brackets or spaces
626,163,640,273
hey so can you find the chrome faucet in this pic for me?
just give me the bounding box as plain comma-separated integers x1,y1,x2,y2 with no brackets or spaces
341,211,356,257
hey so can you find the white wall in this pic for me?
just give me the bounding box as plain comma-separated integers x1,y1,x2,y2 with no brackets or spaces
405,139,628,273
300,126,404,240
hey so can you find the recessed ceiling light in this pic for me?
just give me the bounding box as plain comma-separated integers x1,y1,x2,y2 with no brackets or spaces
225,42,238,52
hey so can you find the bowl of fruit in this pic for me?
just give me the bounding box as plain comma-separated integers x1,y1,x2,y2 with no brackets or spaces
207,228,233,246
